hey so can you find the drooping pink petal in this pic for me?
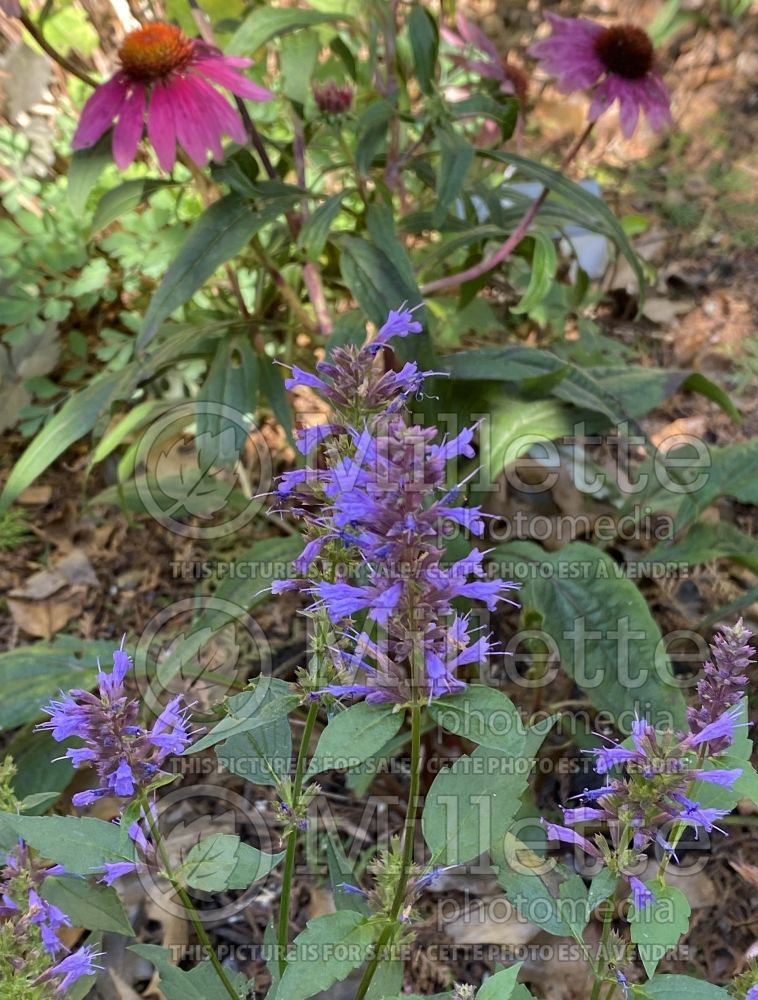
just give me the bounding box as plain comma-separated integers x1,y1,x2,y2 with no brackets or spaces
186,71,247,144
454,13,501,63
529,13,605,93
112,82,146,169
181,75,226,160
192,53,274,101
72,74,130,149
617,85,641,139
146,80,177,171
640,73,673,131
167,76,213,165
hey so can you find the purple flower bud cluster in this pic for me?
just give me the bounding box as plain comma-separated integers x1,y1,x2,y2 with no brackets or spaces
543,622,754,906
0,840,102,993
274,307,518,703
37,642,195,807
687,619,754,753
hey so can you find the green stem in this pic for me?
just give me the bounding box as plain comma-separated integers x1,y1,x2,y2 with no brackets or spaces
590,901,614,1000
250,235,316,334
353,701,423,1000
137,791,240,1000
277,700,320,976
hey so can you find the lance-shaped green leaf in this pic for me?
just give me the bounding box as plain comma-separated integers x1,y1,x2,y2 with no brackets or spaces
227,7,351,56
511,234,558,315
433,125,475,227
643,975,732,999
297,192,348,261
91,178,176,233
408,5,438,93
477,963,524,1000
139,195,288,350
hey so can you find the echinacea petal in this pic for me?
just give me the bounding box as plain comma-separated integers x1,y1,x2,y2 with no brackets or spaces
186,71,247,145
112,81,146,169
193,53,274,101
146,80,178,171
73,73,130,149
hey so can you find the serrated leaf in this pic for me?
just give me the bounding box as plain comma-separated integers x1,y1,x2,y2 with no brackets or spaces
277,911,379,1000
189,684,300,755
41,875,134,936
307,702,405,777
429,685,524,754
629,884,690,978
182,833,284,891
0,814,136,872
130,944,249,999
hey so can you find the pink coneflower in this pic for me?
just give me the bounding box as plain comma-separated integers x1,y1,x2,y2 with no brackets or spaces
529,14,671,138
442,14,527,102
72,22,273,171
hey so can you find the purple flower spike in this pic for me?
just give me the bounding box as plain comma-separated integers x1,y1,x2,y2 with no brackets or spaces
629,876,654,910
38,642,197,806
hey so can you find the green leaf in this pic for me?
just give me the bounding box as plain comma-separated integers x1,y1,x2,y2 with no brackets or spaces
489,541,687,730
511,234,558,315
354,100,393,175
429,685,524,754
139,195,282,350
482,392,575,486
643,975,732,999
422,745,530,864
68,134,111,215
477,963,523,1000
646,521,758,573
182,834,284,891
217,680,293,787
440,346,627,424
91,178,175,233
41,875,134,936
227,7,350,55
130,944,249,1000
492,832,589,938
325,832,371,915
280,30,320,104
433,126,475,227
587,868,617,910
480,150,645,295
189,683,300,755
584,366,738,421
674,440,758,531
197,335,260,468
630,885,691,978
89,400,166,468
449,95,519,140
259,354,295,444
298,193,347,261
0,813,136,872
277,911,379,1000
339,235,423,335
0,636,115,731
0,367,137,510
307,702,405,777
408,5,438,93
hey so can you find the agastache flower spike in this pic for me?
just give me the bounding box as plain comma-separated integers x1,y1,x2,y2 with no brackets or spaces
274,306,517,704
37,640,198,805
